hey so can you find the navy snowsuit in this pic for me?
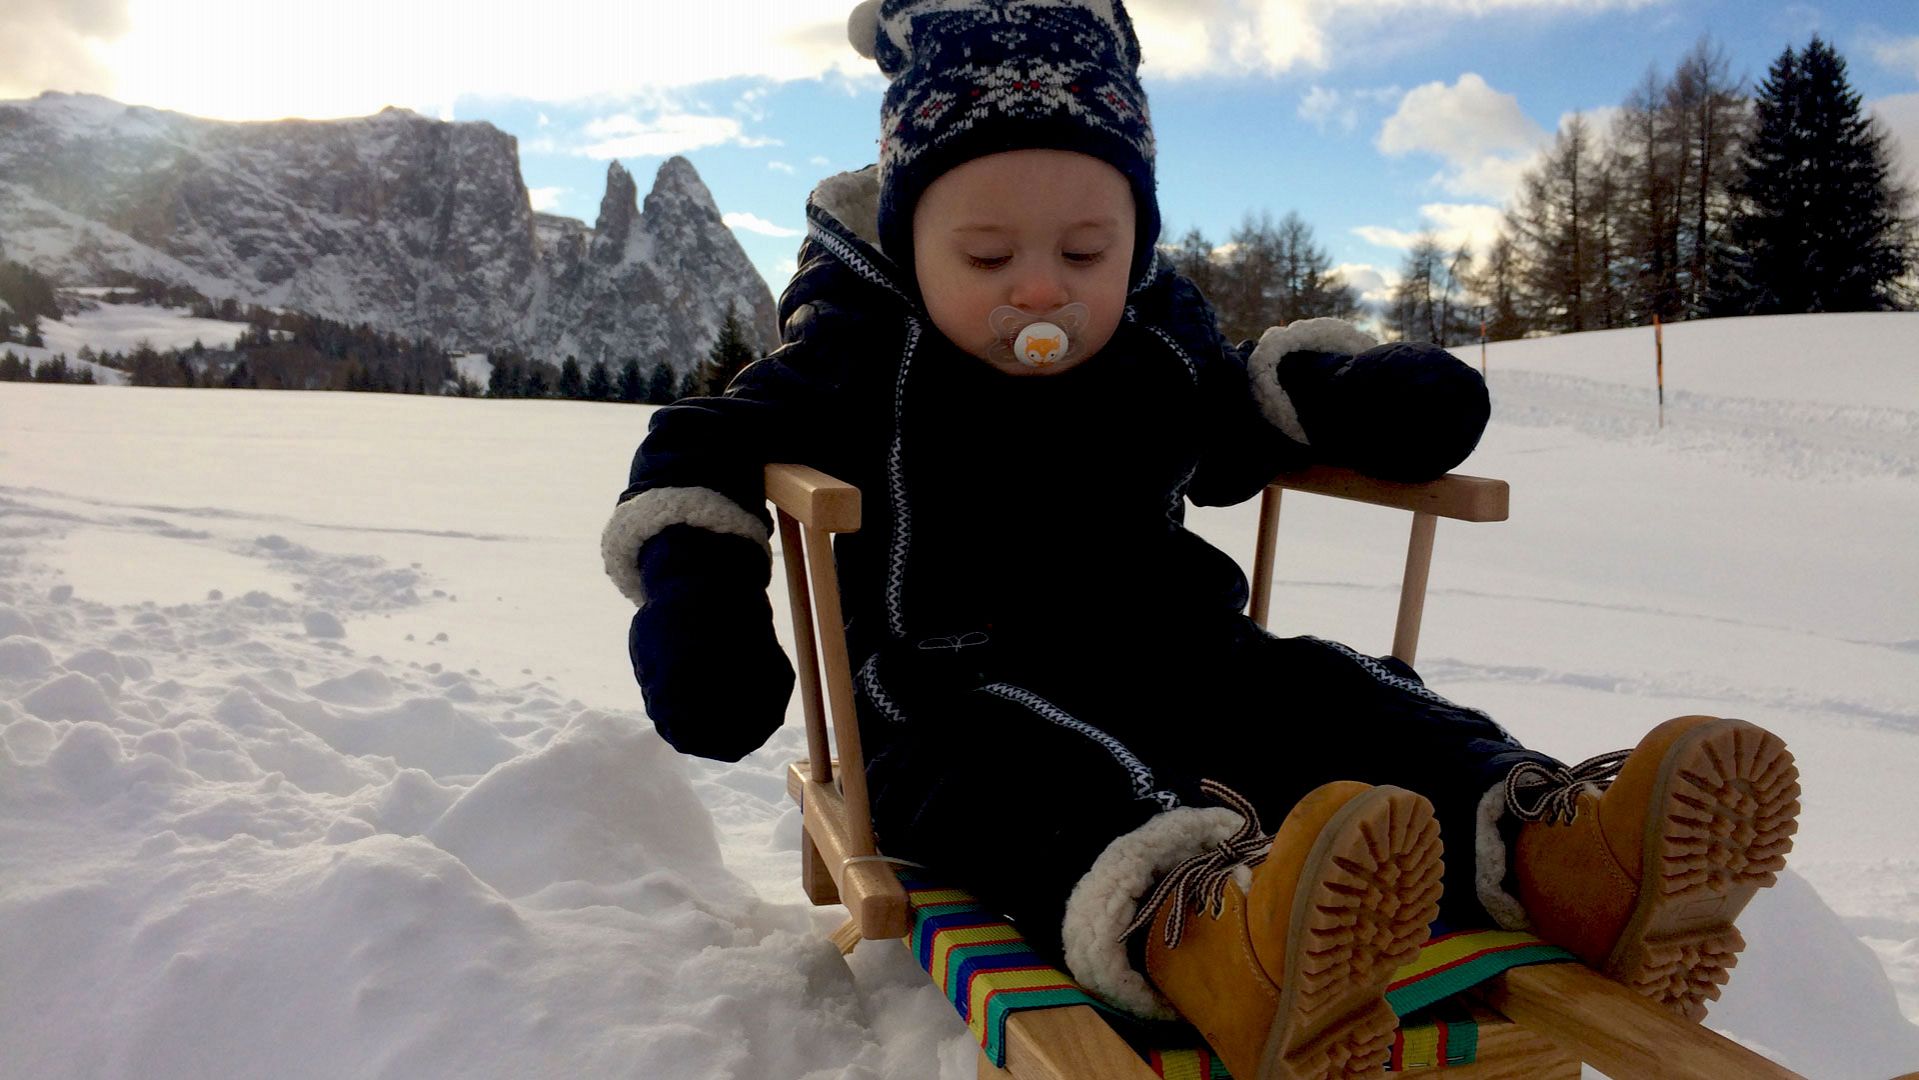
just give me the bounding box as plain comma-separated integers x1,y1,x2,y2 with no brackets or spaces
610,170,1558,968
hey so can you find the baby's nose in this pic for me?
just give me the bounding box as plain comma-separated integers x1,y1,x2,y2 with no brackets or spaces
1008,267,1069,312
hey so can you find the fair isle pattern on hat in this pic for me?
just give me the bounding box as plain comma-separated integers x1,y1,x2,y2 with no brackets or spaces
867,0,1152,182
853,0,1161,290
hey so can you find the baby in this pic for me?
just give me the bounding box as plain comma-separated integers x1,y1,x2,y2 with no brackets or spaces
602,3,1800,1077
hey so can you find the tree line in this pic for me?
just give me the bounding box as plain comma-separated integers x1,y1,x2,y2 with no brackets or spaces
0,265,757,402
1163,211,1364,344
1387,35,1914,345
483,304,757,403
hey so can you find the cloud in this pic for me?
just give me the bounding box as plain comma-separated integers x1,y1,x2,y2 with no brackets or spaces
1127,0,1662,78
0,0,131,100
579,112,776,159
1871,93,1919,190
1868,36,1919,80
1332,262,1393,305
527,186,566,212
1298,84,1401,134
1352,202,1509,258
767,160,797,174
38,0,1674,122
1378,73,1551,202
722,212,802,238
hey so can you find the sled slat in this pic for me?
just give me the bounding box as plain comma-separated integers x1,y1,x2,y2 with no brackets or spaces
1484,963,1804,1079
1269,466,1509,522
998,1006,1160,1080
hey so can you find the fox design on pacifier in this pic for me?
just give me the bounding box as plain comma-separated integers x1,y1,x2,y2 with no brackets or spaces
988,303,1090,371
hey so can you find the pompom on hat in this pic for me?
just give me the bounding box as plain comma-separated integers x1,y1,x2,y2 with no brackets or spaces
847,0,1161,293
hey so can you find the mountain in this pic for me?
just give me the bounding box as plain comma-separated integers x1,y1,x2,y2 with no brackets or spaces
0,92,777,367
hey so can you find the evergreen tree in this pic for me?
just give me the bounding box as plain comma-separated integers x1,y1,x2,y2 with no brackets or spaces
697,305,759,397
0,309,13,343
647,361,679,404
23,315,45,348
1723,37,1912,313
0,351,25,381
618,357,645,403
487,355,522,398
227,359,254,389
523,362,551,398
586,357,614,401
558,355,585,399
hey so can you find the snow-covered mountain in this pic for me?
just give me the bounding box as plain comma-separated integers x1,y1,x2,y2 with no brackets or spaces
0,92,776,367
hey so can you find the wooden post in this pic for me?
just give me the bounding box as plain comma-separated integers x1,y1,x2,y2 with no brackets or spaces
1654,314,1665,429
1392,512,1438,665
1249,486,1284,629
778,510,833,786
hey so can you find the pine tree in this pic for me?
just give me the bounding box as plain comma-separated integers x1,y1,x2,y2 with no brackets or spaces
586,357,613,401
523,362,551,398
697,305,759,397
487,355,522,398
558,355,585,399
0,352,24,381
647,361,679,404
23,314,45,348
1723,37,1912,313
618,357,645,403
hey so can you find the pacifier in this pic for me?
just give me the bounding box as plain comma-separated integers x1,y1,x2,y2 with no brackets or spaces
987,303,1090,369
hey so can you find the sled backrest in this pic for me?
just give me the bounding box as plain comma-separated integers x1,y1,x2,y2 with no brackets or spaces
763,462,1508,941
1249,465,1508,665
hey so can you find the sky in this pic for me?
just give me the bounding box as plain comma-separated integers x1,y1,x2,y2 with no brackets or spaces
5,0,1919,307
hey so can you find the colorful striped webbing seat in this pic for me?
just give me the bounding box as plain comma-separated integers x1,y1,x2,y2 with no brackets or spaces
902,877,1573,1074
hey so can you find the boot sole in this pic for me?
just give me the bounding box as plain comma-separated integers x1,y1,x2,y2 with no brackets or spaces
1259,786,1443,1080
1608,717,1799,1020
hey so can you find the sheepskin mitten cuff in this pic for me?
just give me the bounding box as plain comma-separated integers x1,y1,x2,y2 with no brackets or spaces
1059,805,1245,1020
848,0,1161,292
601,486,771,606
1247,318,1380,444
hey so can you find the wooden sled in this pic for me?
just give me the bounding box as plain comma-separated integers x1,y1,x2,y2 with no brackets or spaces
765,461,1801,1079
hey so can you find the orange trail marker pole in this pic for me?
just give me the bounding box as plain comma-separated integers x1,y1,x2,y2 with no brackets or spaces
1654,314,1665,429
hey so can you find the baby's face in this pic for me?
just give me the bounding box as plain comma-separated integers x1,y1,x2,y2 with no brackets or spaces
913,149,1134,377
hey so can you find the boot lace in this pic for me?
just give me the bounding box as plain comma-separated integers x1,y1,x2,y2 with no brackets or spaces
1120,780,1270,950
1503,749,1631,826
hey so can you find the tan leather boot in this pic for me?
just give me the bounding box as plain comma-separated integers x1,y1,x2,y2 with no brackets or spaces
1514,715,1800,1020
1143,782,1442,1080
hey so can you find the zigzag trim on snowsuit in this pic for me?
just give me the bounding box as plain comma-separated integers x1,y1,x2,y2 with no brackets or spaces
883,317,924,639
978,683,1180,812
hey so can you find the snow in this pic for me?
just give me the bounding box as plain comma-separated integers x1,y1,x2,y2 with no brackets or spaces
2,311,1917,1079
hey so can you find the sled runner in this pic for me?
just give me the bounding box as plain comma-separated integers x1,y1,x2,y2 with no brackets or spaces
765,461,1802,1078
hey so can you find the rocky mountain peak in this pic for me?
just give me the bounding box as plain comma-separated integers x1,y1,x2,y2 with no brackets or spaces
0,96,778,369
592,160,640,264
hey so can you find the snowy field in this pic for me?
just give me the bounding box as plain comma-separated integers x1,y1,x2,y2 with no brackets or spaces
2,311,1917,1079
3,299,249,384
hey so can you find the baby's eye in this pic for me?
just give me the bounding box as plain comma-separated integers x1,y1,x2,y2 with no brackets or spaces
967,254,1012,270
1064,250,1105,264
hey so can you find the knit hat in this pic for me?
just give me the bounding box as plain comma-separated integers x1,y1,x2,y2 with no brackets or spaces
848,0,1161,292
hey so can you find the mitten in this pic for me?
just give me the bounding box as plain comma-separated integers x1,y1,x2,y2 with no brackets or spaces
626,524,795,761
1251,320,1489,482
